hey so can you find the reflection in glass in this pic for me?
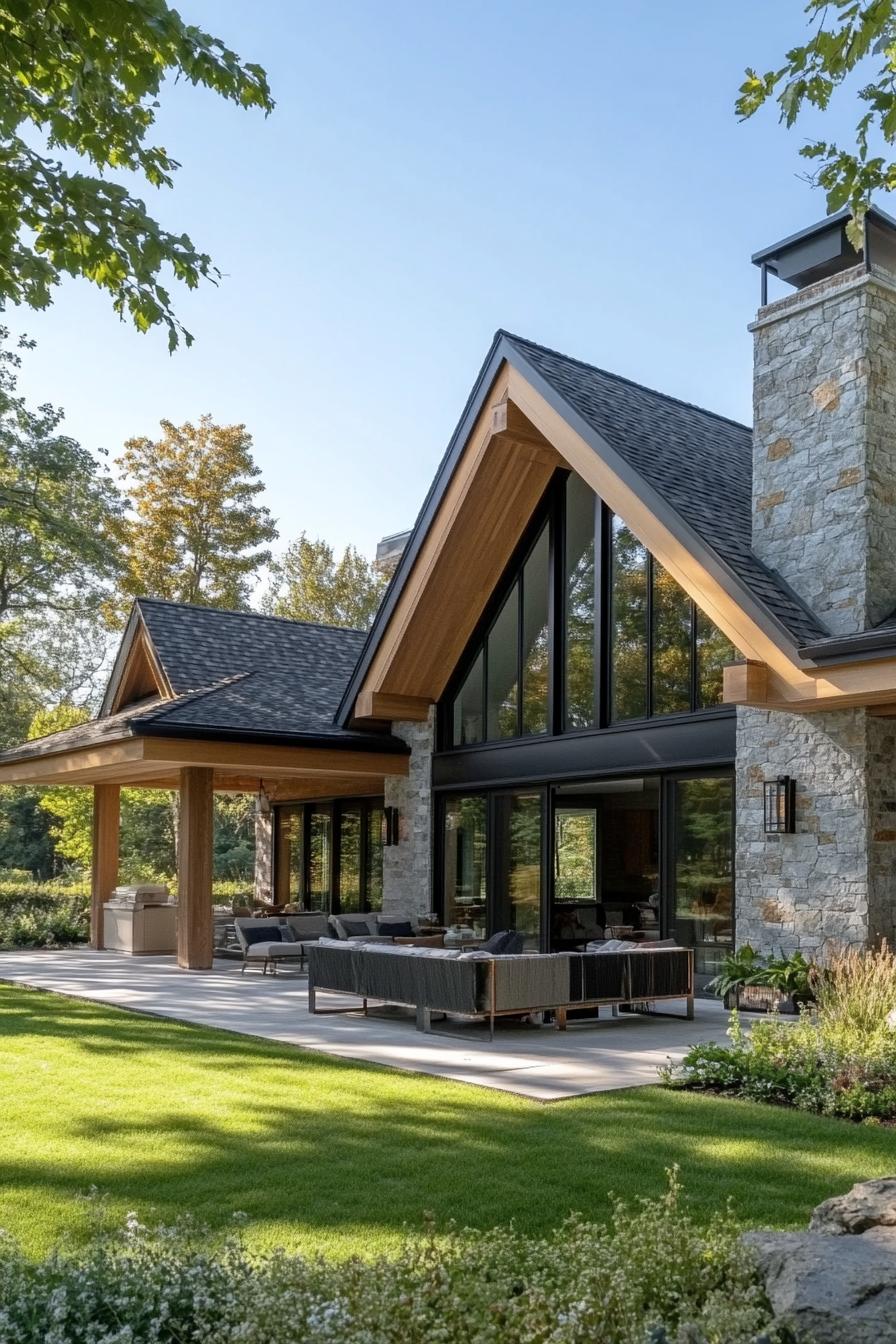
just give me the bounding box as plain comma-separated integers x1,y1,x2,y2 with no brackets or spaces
308,808,332,911
452,650,483,746
610,517,648,720
495,791,543,949
486,583,519,738
554,810,596,904
366,805,384,911
672,776,734,975
521,526,550,735
652,562,692,715
697,610,737,707
443,795,487,932
564,474,596,729
275,806,303,906
338,808,362,912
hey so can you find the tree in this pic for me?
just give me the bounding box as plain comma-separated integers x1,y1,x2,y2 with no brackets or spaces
262,533,388,630
109,416,277,621
738,1,896,242
0,1,273,349
0,329,123,737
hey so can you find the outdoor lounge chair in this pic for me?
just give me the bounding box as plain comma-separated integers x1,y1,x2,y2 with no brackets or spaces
234,917,309,975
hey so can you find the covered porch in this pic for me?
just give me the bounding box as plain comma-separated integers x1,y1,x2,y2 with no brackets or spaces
0,728,407,969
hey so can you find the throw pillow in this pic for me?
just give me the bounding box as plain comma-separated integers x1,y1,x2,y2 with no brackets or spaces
378,920,414,937
242,925,281,947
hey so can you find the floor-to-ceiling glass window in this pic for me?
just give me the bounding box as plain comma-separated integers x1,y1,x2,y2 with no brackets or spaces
486,586,519,739
274,805,304,906
652,562,692,716
442,794,488,932
521,526,550,736
564,474,597,729
610,517,649,721
493,791,544,949
366,804,384,911
337,806,362,913
671,776,734,975
274,798,385,915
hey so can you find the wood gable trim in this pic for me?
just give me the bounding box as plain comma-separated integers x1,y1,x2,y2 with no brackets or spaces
348,354,896,719
102,609,173,716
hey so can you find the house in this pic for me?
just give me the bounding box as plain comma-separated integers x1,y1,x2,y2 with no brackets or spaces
5,204,896,978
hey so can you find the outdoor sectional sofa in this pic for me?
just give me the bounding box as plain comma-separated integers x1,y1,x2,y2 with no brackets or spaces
306,940,694,1038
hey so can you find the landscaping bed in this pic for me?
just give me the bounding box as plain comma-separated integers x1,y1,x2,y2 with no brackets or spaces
0,1173,795,1344
668,944,896,1123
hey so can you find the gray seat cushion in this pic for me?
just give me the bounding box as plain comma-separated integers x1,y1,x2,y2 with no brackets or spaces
245,941,305,959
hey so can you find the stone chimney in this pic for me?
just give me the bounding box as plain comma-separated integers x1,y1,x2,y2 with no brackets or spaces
751,208,896,636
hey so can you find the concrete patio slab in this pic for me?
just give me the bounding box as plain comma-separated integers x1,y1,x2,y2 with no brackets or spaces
0,948,733,1101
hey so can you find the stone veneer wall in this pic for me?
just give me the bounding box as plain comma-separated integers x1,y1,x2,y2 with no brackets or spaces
381,708,434,918
736,705,896,954
752,265,896,634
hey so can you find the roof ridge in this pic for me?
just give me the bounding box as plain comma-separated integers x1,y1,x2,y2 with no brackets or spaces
498,329,752,436
135,596,368,638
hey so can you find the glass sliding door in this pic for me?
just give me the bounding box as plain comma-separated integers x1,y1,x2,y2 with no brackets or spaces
307,806,333,911
366,804,384,911
670,775,734,975
337,806,362,912
493,790,544,949
442,795,487,933
274,805,304,907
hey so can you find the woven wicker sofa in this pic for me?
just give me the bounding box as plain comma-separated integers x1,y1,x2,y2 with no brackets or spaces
306,940,694,1038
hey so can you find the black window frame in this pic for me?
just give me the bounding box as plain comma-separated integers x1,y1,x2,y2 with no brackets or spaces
273,796,385,914
438,468,736,751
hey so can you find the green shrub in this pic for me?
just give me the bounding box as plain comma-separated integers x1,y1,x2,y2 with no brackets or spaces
0,883,90,949
667,943,896,1121
0,1174,795,1344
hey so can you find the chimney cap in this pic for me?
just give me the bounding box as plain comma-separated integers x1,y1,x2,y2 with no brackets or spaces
752,203,896,293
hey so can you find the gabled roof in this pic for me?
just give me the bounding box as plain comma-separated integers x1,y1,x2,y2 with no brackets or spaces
0,600,409,768
338,329,828,724
504,334,827,646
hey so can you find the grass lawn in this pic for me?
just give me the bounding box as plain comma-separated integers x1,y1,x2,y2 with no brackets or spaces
2,982,895,1259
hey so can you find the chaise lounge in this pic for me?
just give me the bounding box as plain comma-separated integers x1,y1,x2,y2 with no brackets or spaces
306,940,694,1038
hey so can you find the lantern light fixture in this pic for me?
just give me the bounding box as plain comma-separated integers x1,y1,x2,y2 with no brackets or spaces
382,805,400,846
763,775,795,834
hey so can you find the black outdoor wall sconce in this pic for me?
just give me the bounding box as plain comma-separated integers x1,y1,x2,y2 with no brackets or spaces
382,806,400,846
763,776,795,834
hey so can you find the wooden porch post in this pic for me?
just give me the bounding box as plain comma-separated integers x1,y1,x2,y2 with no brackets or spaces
177,766,214,969
90,784,120,950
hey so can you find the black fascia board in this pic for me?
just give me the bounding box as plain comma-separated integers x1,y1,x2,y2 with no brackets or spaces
132,718,410,755
799,628,896,665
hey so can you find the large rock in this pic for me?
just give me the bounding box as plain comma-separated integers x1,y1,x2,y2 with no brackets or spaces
744,1227,896,1344
809,1176,896,1235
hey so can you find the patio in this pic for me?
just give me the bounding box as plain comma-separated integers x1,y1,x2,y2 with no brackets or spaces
0,948,731,1101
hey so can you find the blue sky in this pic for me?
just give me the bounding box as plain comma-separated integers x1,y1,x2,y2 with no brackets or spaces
10,1,867,559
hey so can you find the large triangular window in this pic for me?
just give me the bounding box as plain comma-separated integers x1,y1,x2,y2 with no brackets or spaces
442,471,738,748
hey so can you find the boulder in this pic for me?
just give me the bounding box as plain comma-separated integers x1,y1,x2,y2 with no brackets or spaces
809,1176,896,1235
744,1227,896,1344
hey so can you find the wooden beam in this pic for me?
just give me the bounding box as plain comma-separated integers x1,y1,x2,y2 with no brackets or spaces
177,767,214,970
354,691,431,722
490,399,562,468
723,661,769,706
142,736,408,778
90,784,120,950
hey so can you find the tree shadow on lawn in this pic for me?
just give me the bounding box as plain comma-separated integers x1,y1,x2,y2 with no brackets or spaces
2,986,895,1256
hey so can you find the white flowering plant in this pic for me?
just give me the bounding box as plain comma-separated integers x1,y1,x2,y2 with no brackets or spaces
0,1173,798,1344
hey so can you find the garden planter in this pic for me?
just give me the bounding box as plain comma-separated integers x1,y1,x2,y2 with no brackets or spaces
735,984,798,1015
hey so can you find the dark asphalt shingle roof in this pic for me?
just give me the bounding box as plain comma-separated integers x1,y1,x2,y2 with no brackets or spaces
0,603,408,762
503,333,828,645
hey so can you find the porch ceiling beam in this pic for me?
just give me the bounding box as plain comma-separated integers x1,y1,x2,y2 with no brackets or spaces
140,736,408,778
